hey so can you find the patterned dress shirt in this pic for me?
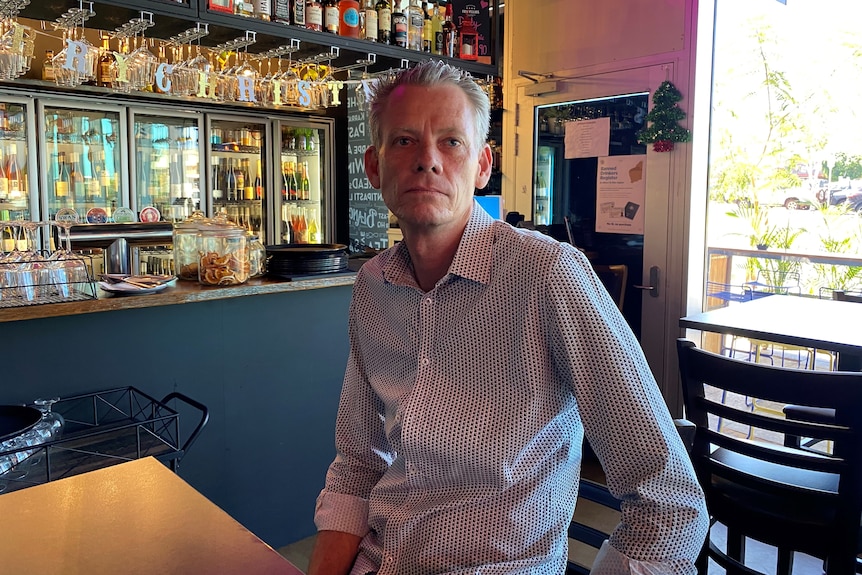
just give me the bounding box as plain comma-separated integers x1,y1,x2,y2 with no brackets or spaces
315,202,708,575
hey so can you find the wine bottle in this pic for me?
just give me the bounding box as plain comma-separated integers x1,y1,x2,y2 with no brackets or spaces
234,160,246,199
300,161,310,201
253,159,264,199
376,0,392,44
242,158,254,200
288,161,299,201
392,0,408,48
55,152,70,199
212,158,224,201
69,152,85,203
225,158,237,201
323,0,340,33
6,145,23,200
0,147,8,202
281,161,290,201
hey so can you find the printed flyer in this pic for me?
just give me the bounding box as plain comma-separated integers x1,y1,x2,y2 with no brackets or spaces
595,155,646,234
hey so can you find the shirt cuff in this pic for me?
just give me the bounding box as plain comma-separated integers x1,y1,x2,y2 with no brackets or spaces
314,490,371,538
590,541,697,575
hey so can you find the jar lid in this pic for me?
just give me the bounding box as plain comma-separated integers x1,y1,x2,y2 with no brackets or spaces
174,209,208,231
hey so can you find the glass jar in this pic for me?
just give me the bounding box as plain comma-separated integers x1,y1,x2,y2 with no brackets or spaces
197,221,249,286
248,234,266,278
173,210,207,281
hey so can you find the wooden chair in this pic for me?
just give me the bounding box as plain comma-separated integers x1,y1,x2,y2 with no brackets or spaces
565,420,695,575
592,264,627,311
676,338,862,575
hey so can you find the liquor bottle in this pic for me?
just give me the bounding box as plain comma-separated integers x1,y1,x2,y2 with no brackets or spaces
391,0,408,48
0,148,8,202
361,0,378,41
55,152,70,199
253,0,271,20
97,36,113,87
41,50,55,82
300,161,311,201
235,0,255,17
6,146,23,200
281,161,290,200
288,161,299,201
442,1,457,58
407,0,423,51
376,0,392,44
422,1,434,52
323,0,340,33
69,152,85,203
272,0,291,22
339,0,361,38
253,159,264,199
306,0,324,31
242,158,254,200
292,0,306,25
432,1,443,54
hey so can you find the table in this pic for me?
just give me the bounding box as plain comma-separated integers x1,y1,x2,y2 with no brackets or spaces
0,457,304,575
680,295,862,371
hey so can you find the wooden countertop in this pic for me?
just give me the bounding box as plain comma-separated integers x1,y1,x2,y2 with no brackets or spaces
0,273,357,323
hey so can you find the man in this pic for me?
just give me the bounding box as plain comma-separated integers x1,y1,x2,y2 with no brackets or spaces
308,60,707,575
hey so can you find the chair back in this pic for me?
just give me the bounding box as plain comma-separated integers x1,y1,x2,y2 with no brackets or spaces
834,290,862,303
676,338,862,575
592,264,627,311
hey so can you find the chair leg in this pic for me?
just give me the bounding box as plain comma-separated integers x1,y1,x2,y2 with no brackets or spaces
726,527,746,563
776,548,794,575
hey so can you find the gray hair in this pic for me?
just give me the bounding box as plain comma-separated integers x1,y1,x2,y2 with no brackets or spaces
366,60,490,152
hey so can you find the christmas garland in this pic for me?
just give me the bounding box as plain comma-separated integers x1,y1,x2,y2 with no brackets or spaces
637,81,692,152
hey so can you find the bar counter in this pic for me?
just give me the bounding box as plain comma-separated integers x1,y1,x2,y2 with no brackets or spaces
0,273,357,323
0,272,357,549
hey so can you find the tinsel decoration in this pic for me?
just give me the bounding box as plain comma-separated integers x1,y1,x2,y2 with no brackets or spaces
637,81,692,152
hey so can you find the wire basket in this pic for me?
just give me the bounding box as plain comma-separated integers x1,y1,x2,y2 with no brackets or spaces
0,252,97,308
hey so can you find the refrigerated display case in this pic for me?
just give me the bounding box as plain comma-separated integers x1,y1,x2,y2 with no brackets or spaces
206,114,268,243
274,119,332,245
534,145,554,226
0,97,36,229
130,110,204,224
39,101,126,223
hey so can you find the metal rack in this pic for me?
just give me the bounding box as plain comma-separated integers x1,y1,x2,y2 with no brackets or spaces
0,387,208,494
0,253,97,308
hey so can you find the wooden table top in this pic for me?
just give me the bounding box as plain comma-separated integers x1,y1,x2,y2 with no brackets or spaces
0,457,305,575
680,295,862,370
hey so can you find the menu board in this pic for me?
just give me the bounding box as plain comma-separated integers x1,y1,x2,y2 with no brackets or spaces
450,0,493,65
347,85,389,253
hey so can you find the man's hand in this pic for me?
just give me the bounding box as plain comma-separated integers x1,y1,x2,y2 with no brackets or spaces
306,530,363,575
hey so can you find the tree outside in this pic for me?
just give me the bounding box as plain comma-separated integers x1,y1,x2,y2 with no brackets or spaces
707,0,862,294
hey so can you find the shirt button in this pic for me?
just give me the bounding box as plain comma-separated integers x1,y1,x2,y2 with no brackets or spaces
424,297,432,305
421,357,430,366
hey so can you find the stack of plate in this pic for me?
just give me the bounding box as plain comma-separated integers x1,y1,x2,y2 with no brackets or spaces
265,244,349,279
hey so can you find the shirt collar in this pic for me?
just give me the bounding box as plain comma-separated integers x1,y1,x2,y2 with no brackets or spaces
381,200,496,287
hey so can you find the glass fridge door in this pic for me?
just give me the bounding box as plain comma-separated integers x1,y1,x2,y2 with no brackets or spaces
206,115,268,242
534,145,554,226
39,101,125,223
275,119,332,244
0,98,35,228
130,110,204,223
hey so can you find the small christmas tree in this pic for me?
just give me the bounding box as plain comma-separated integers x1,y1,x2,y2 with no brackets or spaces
637,81,692,152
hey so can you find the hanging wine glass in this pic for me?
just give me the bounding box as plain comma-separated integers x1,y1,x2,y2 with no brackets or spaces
49,208,90,301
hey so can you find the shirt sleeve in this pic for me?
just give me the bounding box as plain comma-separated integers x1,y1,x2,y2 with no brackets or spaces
545,246,708,575
314,275,394,538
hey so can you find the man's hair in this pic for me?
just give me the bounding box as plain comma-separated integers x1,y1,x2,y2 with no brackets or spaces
366,60,490,152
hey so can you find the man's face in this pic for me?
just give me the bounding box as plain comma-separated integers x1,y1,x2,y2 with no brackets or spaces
364,84,492,232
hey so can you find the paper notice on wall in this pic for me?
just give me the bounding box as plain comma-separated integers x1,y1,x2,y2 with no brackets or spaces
564,117,610,159
595,155,646,234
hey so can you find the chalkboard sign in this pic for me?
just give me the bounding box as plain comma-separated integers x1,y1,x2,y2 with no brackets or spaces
347,84,390,253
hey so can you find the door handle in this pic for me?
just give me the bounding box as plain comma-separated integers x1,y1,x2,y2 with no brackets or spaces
633,266,660,298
